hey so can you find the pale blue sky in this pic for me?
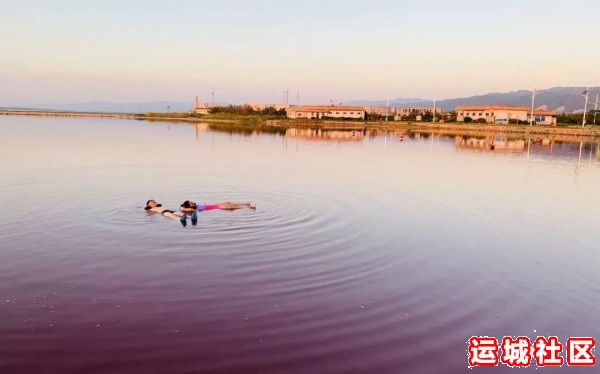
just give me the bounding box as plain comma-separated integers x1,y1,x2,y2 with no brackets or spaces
1,0,599,105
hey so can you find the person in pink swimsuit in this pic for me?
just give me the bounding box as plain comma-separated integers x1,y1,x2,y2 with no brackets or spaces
180,200,255,212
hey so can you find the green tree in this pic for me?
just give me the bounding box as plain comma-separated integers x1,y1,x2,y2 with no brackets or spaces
421,111,434,122
446,111,457,122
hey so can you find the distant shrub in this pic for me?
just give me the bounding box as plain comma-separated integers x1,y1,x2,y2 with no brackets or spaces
463,117,472,123
475,118,487,124
208,105,287,118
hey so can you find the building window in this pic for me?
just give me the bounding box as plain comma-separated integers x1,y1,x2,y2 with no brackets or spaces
343,112,346,115
479,113,483,116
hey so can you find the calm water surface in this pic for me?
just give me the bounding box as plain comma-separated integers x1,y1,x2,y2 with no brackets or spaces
1,117,599,373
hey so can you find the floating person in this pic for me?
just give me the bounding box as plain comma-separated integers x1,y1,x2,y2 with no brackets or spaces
144,199,256,227
145,199,183,218
178,200,255,226
180,200,255,213
144,199,198,227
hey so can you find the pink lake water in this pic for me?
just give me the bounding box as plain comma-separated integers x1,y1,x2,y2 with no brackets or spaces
1,116,599,373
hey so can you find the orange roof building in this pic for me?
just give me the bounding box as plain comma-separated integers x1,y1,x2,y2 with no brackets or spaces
456,105,556,125
287,105,366,120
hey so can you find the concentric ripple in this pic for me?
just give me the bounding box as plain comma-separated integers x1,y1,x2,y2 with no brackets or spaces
2,116,600,374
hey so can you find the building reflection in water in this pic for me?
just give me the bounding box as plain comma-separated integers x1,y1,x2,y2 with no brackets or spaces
455,136,527,153
453,135,600,162
285,128,364,142
193,123,209,140
185,122,598,163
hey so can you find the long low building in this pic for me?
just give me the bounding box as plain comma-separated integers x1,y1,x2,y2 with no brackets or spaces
397,107,442,116
287,105,366,120
364,106,397,116
456,105,556,125
395,106,442,121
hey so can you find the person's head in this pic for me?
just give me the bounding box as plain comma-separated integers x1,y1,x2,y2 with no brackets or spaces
181,200,197,209
145,199,162,210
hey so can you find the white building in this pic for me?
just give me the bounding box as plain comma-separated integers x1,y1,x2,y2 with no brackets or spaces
456,105,556,125
395,107,441,120
287,105,366,120
190,97,220,115
364,107,397,116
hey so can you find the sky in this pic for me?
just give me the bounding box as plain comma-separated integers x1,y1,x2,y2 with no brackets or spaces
1,0,599,105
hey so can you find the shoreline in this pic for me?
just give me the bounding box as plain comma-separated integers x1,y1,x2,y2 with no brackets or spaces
3,109,600,139
0,110,239,124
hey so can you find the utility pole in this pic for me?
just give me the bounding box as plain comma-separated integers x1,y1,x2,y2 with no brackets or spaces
211,87,215,105
432,96,436,122
529,81,536,126
284,90,289,105
582,86,590,127
385,96,389,122
591,93,599,125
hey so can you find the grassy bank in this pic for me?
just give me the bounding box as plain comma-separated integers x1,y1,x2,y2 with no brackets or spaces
144,112,286,122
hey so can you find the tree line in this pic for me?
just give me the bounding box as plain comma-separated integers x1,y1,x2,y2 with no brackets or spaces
555,111,598,125
208,105,287,117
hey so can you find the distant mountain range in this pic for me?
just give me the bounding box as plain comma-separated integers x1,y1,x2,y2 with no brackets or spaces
347,87,599,113
3,87,598,113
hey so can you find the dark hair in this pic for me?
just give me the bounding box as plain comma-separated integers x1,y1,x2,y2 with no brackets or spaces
181,200,191,208
145,200,161,210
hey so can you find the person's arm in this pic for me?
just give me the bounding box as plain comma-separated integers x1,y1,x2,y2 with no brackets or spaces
180,207,195,214
163,212,180,219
